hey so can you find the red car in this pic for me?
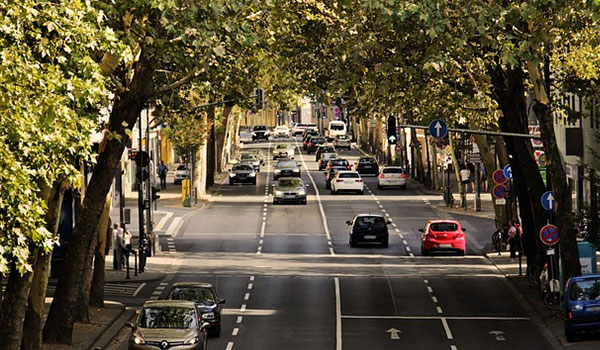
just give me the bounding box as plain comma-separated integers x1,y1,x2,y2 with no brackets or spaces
420,220,466,256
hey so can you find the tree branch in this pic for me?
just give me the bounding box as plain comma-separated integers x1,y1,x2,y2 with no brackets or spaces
153,70,205,96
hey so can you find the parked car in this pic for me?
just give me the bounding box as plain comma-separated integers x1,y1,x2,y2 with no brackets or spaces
318,152,339,170
238,152,261,171
165,282,226,337
315,144,336,162
330,171,364,194
346,214,390,247
229,163,257,185
174,164,188,184
333,135,352,150
252,125,269,141
273,125,290,138
354,157,379,176
306,136,326,154
325,158,351,173
378,166,407,189
420,220,466,256
564,275,600,342
273,159,301,180
273,177,308,204
272,144,295,159
126,300,208,350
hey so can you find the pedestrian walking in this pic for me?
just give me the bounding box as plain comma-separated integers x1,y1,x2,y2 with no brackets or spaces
112,223,123,270
158,160,168,190
459,165,470,193
467,163,476,192
507,220,521,261
480,163,488,191
122,223,132,267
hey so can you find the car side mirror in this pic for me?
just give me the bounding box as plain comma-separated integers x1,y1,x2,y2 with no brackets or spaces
305,184,310,187
418,228,424,232
386,220,392,225
125,321,135,329
219,299,226,305
345,220,352,225
462,228,466,231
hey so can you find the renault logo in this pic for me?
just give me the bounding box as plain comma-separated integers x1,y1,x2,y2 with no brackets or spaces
160,340,169,349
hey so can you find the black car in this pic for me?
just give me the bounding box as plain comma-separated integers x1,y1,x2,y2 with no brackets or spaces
306,137,326,154
164,282,226,337
273,159,301,180
346,214,391,247
229,163,257,185
273,177,308,204
252,125,268,141
315,144,336,162
325,166,347,189
355,157,379,176
302,129,319,142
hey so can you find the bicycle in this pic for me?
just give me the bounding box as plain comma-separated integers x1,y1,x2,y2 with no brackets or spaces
539,264,561,310
491,230,505,253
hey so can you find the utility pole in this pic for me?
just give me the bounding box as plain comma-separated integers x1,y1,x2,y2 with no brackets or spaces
137,112,144,247
145,110,153,256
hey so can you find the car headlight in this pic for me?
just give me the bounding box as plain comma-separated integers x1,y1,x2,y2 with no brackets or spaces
184,336,199,345
133,335,145,345
229,173,236,177
274,169,281,173
249,172,256,177
293,168,300,173
275,190,283,196
202,312,215,320
298,189,306,195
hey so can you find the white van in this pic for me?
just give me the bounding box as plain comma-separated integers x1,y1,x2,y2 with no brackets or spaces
328,121,346,139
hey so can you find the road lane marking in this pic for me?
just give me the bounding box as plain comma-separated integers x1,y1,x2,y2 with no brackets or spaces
334,277,342,350
437,306,444,314
154,212,173,231
226,343,234,350
248,283,253,290
405,246,411,252
402,240,408,245
432,296,438,303
244,293,250,300
341,315,530,320
250,276,255,281
232,328,239,336
240,304,247,312
427,286,433,293
236,316,243,323
441,317,453,339
450,346,458,350
409,252,415,257
166,217,184,238
423,279,429,284
132,283,147,297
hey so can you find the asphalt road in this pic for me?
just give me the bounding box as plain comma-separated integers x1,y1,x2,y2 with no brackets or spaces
107,137,554,350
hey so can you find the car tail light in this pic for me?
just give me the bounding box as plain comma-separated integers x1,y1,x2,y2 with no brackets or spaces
356,179,363,182
379,174,385,178
568,311,573,320
400,174,406,178
347,165,351,169
336,179,343,182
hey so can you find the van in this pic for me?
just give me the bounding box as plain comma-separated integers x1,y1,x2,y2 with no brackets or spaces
328,121,346,140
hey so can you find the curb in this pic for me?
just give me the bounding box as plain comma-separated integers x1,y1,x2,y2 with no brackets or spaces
89,306,136,350
86,302,126,350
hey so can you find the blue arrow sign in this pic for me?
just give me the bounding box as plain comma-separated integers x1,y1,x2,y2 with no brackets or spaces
541,191,556,211
428,119,448,139
503,164,512,179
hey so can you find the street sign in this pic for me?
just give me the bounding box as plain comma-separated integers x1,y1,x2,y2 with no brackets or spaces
467,153,482,163
428,119,448,139
541,191,556,211
495,198,506,205
388,135,397,143
503,164,513,179
540,224,560,246
492,169,507,184
387,328,402,340
492,184,508,199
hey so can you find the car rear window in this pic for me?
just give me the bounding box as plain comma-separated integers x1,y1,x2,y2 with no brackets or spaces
356,216,385,228
277,160,297,167
176,165,186,170
168,286,214,303
233,164,253,171
330,159,349,166
279,178,302,187
253,126,266,131
359,158,376,164
275,144,288,149
570,279,600,301
430,223,459,231
330,124,345,130
339,173,359,178
383,168,404,174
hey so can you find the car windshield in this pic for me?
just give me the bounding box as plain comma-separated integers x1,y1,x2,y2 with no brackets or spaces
276,126,287,130
275,145,288,149
430,223,459,231
138,307,197,329
570,279,600,301
339,172,359,178
176,165,186,170
323,153,338,160
279,179,302,187
330,124,344,130
277,160,296,167
240,154,255,160
330,159,349,166
253,126,266,131
383,168,404,174
355,216,386,228
168,287,215,303
234,164,253,171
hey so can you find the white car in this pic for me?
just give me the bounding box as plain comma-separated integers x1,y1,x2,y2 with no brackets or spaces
273,126,290,138
330,171,364,194
378,166,407,189
272,144,295,159
174,164,188,184
292,123,318,136
333,135,352,150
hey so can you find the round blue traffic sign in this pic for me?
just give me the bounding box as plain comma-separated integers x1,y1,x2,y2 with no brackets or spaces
428,119,448,139
540,224,559,246
541,191,556,211
503,164,512,179
492,184,507,199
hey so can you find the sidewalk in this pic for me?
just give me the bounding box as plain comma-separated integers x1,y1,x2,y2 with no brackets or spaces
487,252,600,349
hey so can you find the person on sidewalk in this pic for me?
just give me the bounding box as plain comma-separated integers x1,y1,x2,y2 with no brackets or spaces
480,163,488,191
508,220,521,261
112,223,123,270
459,166,471,193
158,160,168,190
122,223,132,268
467,163,476,193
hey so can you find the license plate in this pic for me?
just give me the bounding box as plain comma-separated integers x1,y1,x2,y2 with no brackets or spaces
439,244,453,248
284,195,295,199
587,306,600,312
344,180,353,184
364,165,372,168
364,235,376,239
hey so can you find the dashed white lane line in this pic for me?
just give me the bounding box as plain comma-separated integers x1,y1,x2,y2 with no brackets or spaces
432,296,438,303
250,276,255,281
405,246,412,252
450,345,458,350
392,223,397,228
441,317,453,339
427,286,433,293
236,316,243,323
226,342,234,350
240,304,247,312
232,328,239,336
437,306,444,314
247,283,253,290
244,293,250,300
402,240,408,245
409,252,415,257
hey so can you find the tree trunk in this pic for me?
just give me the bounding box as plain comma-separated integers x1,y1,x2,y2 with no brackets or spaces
217,106,233,173
90,196,113,308
205,105,216,190
43,55,156,345
0,262,36,350
488,63,547,269
528,61,580,279
21,183,65,350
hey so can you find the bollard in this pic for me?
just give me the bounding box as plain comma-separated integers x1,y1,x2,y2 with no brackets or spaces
133,250,138,276
126,252,130,279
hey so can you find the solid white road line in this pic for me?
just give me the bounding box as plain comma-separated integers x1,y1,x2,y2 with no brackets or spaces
441,317,453,339
341,315,530,321
154,212,173,232
334,277,342,350
132,283,147,297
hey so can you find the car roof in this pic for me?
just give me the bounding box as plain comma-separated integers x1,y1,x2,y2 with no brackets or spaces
428,219,460,224
335,170,358,175
569,275,600,282
355,213,385,218
171,282,214,288
142,300,197,308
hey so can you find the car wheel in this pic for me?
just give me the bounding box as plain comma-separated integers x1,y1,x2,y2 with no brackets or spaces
325,182,330,189
382,238,389,248
378,184,383,190
421,246,429,256
565,327,576,342
210,325,221,338
359,189,364,195
330,188,336,195
458,249,465,256
302,198,307,205
229,179,234,185
273,199,278,205
349,238,355,247
401,185,407,190
252,179,257,185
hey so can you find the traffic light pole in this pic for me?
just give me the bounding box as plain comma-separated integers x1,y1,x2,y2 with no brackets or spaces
145,110,153,256
137,112,145,268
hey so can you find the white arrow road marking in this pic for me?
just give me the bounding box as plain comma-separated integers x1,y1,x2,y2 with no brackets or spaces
489,330,506,341
387,328,402,340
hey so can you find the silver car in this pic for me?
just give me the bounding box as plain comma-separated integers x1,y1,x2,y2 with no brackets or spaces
377,166,407,189
333,135,352,150
127,300,208,350
238,152,261,171
273,177,308,204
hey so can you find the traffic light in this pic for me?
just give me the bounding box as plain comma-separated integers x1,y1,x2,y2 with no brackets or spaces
387,115,397,145
151,185,161,201
254,88,264,110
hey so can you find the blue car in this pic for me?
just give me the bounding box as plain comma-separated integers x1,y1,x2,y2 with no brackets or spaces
564,274,600,342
